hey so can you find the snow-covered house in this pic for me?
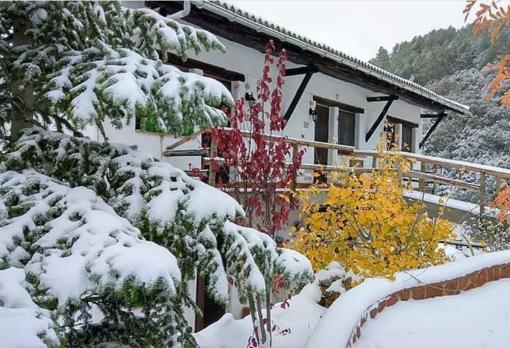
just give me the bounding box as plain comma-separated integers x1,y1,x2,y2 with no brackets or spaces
82,0,470,330
86,0,469,179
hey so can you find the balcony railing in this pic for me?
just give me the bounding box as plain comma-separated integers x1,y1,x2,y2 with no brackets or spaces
164,128,510,214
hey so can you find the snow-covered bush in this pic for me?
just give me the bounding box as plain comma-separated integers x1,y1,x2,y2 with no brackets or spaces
314,262,363,308
1,129,313,346
464,216,510,252
193,263,360,348
0,169,187,346
195,283,325,348
0,268,58,348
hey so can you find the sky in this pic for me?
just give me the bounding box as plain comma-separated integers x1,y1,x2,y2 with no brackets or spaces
227,1,468,62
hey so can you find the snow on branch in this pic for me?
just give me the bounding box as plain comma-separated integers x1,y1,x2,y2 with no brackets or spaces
44,41,233,134
0,268,58,348
128,7,225,60
5,128,312,306
5,128,244,228
0,170,181,304
2,1,231,136
13,1,224,60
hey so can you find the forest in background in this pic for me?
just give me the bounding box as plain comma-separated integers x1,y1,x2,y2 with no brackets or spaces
370,25,510,170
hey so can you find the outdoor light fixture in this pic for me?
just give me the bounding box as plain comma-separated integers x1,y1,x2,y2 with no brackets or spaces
244,83,255,102
245,92,255,101
309,100,317,121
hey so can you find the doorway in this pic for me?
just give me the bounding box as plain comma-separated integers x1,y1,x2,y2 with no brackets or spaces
314,103,329,183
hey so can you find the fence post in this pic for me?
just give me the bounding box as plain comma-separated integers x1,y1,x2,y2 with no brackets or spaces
480,172,486,216
419,161,426,193
496,176,502,194
208,135,218,187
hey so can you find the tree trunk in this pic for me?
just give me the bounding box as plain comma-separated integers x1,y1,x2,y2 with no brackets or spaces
10,18,33,143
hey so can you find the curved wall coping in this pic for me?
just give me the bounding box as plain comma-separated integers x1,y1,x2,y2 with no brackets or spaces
305,250,510,348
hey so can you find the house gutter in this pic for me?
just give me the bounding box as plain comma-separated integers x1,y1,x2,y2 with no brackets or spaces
169,1,191,20
194,1,469,115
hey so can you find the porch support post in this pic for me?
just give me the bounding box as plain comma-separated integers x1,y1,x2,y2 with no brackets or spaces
419,113,446,149
365,94,398,142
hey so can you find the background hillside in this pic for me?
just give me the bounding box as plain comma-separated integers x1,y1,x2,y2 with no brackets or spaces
370,25,510,170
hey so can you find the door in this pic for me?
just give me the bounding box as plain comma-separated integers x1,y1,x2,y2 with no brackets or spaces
386,117,416,152
386,118,397,150
314,104,329,183
314,104,329,165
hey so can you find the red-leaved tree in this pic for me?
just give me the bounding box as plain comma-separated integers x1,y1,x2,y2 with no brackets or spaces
210,40,305,239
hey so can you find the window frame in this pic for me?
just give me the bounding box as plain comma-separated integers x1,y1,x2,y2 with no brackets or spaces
312,96,363,148
386,116,418,152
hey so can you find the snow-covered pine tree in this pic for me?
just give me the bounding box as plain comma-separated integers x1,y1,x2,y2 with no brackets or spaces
0,1,232,144
0,169,186,347
0,2,313,347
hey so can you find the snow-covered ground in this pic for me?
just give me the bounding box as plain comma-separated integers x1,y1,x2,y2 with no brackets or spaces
355,278,510,348
195,284,325,348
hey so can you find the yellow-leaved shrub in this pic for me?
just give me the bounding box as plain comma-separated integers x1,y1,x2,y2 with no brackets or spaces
288,150,454,279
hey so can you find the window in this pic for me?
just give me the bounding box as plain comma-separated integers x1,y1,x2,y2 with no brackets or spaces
401,124,413,152
386,116,417,152
338,110,355,147
312,96,363,148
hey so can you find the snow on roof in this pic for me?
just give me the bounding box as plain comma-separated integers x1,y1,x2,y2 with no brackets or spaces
195,0,470,114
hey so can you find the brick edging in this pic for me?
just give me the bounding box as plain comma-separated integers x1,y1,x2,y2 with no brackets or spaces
346,262,510,347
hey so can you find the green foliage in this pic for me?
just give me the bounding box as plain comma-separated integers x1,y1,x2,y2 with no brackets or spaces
0,1,232,142
370,25,510,85
2,128,313,347
0,169,189,346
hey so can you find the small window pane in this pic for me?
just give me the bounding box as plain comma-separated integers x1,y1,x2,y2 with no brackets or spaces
401,124,413,152
338,110,355,147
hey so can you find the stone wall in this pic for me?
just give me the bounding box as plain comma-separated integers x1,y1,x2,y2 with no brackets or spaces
346,262,510,347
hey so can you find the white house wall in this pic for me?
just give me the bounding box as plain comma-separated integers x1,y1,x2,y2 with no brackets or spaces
91,29,426,174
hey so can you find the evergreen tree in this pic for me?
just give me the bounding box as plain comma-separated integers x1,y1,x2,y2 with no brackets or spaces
369,24,510,203
0,1,232,145
0,2,313,347
370,25,510,85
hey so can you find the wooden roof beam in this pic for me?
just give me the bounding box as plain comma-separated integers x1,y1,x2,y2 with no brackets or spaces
365,95,398,142
285,65,319,76
283,65,318,124
419,113,446,149
367,95,399,102
421,112,447,118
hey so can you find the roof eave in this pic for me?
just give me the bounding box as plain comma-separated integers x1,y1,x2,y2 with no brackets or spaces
195,1,470,115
